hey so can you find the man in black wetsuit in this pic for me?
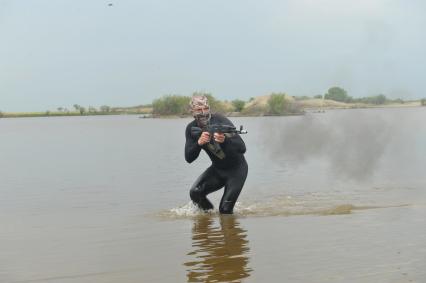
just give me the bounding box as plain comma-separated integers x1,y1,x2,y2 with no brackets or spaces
185,95,248,214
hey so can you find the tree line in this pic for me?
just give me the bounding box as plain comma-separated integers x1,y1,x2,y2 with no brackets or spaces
322,87,408,105
1,87,424,118
151,92,302,116
150,88,425,116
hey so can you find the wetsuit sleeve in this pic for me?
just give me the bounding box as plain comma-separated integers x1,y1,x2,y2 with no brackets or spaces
218,116,247,154
185,123,202,163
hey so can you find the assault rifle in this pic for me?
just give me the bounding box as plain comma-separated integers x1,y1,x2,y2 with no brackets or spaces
191,124,248,139
191,124,247,159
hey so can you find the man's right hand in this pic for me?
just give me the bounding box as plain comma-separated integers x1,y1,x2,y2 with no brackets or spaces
198,132,211,146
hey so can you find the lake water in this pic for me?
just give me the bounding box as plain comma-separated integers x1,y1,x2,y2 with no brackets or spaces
1,108,425,282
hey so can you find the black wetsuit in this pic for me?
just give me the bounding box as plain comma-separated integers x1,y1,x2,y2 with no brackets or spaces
185,113,248,214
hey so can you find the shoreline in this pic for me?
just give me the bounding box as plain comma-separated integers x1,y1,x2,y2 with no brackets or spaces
0,103,423,119
0,111,150,119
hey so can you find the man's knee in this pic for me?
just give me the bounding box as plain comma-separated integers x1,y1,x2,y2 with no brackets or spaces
190,185,203,202
190,185,214,211
219,200,235,214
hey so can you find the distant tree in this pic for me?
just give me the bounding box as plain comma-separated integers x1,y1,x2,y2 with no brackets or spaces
88,106,97,113
324,87,352,103
267,93,287,115
45,110,50,116
73,104,80,111
79,107,86,115
249,97,255,102
421,98,426,106
356,94,388,105
57,107,63,112
100,105,111,112
0,110,3,118
232,99,245,112
314,94,323,99
372,94,387,105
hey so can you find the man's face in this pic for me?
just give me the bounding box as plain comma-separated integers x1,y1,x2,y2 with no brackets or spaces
192,105,211,127
192,105,210,117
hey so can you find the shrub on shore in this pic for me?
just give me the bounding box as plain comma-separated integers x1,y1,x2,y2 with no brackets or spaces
152,95,191,116
266,93,302,115
232,99,245,112
324,87,351,103
267,93,287,115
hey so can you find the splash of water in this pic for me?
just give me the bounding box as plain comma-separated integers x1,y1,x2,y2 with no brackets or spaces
167,202,218,217
157,192,407,219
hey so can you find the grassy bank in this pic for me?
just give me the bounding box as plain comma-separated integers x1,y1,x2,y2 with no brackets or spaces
0,107,152,119
295,98,422,110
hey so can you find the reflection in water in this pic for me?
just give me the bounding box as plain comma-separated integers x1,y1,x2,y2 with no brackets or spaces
185,215,252,282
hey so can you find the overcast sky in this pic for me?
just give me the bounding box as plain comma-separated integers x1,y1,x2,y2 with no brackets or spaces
1,0,425,111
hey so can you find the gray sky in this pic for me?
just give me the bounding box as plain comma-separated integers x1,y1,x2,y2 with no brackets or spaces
1,0,425,112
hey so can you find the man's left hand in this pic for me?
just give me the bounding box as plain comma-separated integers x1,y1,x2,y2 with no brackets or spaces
214,132,225,143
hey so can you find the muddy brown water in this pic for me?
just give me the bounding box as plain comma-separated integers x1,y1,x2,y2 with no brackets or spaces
1,108,425,282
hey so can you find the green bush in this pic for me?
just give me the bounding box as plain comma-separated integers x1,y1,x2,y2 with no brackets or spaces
152,95,191,115
324,87,352,103
232,99,245,112
267,93,287,115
